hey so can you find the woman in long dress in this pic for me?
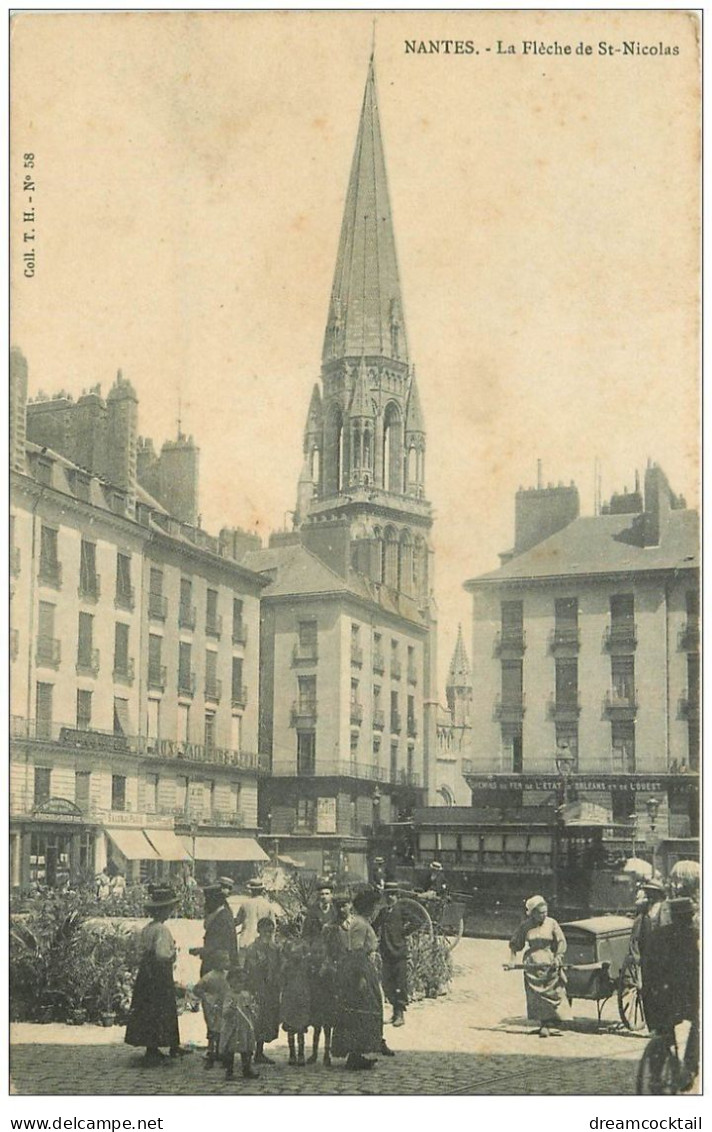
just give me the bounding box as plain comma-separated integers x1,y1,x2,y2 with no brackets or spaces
324,894,384,1070
507,894,571,1038
124,886,181,1065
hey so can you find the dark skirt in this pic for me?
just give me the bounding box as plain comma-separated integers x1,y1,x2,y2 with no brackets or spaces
253,985,281,1043
124,955,180,1050
331,951,383,1058
309,965,337,1028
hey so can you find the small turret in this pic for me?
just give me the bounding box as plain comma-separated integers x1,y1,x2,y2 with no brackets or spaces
446,624,472,727
405,368,426,496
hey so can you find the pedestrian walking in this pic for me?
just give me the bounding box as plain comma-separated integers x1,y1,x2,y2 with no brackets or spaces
243,917,281,1065
124,886,182,1065
373,881,413,1030
191,950,231,1069
506,894,571,1038
324,893,384,1071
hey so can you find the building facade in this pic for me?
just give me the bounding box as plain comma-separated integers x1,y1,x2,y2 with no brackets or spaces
455,463,699,911
10,353,268,889
252,58,439,880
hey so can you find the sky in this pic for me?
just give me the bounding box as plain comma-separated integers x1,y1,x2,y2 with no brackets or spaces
10,10,700,691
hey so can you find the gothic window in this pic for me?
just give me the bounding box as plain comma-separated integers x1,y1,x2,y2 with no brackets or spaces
383,402,403,493
399,530,413,596
407,446,417,491
384,527,399,589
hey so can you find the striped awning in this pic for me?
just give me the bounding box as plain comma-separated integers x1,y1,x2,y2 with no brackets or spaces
107,829,160,861
181,836,269,862
145,829,191,861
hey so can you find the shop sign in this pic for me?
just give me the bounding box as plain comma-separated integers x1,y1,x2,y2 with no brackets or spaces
316,797,337,834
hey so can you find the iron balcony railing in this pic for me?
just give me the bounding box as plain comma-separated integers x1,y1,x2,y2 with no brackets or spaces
604,688,639,716
604,623,638,651
179,603,196,630
373,708,385,730
351,645,364,667
549,626,581,651
177,671,196,697
204,677,223,703
272,758,388,782
372,650,385,674
232,621,248,646
231,684,248,709
494,693,526,721
114,585,135,612
113,657,135,685
148,592,168,621
292,643,318,665
36,636,61,669
39,559,62,589
494,628,527,655
76,648,100,677
78,573,101,601
290,700,318,727
547,694,581,720
148,664,167,691
205,613,223,639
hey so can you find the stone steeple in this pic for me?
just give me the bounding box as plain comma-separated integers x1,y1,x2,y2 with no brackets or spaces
323,57,407,365
446,625,472,726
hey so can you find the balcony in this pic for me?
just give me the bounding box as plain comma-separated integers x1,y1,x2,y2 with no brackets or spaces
604,623,638,652
205,613,223,639
177,671,196,698
36,635,61,669
204,677,223,703
351,645,364,667
390,660,402,680
350,702,364,726
290,700,318,727
407,715,418,737
10,546,20,577
76,648,100,677
390,711,402,733
148,592,167,621
372,650,385,674
604,688,638,718
113,657,135,686
148,664,167,692
78,573,101,602
114,585,135,612
272,758,387,782
11,716,131,752
547,694,581,722
179,603,196,630
678,691,700,721
407,665,418,685
142,735,268,772
373,708,385,730
549,626,581,652
292,643,318,666
678,622,700,652
494,694,526,722
10,628,19,661
232,621,248,646
392,768,421,788
38,559,62,589
232,684,248,709
494,628,526,656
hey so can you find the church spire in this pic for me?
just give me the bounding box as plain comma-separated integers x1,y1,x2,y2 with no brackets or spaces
447,624,471,689
323,57,407,365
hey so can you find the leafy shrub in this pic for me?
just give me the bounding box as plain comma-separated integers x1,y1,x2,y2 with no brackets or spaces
407,932,453,1000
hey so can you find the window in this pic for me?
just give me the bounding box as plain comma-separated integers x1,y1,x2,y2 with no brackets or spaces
180,577,192,605
76,689,92,730
144,774,158,814
206,589,220,635
296,798,315,829
204,780,216,817
35,682,53,739
178,642,193,695
351,624,362,664
39,526,60,586
501,600,524,633
37,601,59,667
555,659,578,705
75,771,91,812
611,786,635,824
390,690,400,731
79,540,99,598
612,722,635,772
34,767,52,806
555,597,578,626
148,634,164,689
230,782,242,816
179,578,195,628
297,731,316,775
232,657,244,704
178,704,190,744
555,723,578,768
204,713,216,752
351,678,359,703
298,619,318,658
111,775,126,812
77,612,95,671
390,743,398,782
230,714,242,753
150,568,164,596
502,724,523,773
407,694,416,734
407,645,416,681
114,622,130,677
147,698,160,741
115,553,133,607
609,594,635,646
205,651,219,698
232,598,245,643
350,732,359,758
298,675,317,713
114,697,130,736
501,660,523,704
176,776,189,813
149,569,166,620
687,653,700,701
611,656,635,702
390,639,401,678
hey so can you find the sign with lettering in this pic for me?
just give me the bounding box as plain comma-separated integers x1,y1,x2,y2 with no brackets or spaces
317,797,337,834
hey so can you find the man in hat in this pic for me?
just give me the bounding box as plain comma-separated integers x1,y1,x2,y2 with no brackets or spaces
189,880,238,976
373,882,414,1029
301,878,337,941
370,857,386,892
234,877,276,950
427,861,448,898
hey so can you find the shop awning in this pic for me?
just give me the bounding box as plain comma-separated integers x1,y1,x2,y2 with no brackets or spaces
181,836,269,863
107,829,160,860
145,829,191,861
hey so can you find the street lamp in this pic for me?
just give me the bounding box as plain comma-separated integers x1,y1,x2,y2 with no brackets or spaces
645,796,661,877
555,742,576,808
372,785,381,831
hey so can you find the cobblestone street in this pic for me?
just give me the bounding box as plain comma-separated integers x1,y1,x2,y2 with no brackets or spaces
11,939,648,1096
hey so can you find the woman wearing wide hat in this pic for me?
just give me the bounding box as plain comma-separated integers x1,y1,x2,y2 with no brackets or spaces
125,886,182,1065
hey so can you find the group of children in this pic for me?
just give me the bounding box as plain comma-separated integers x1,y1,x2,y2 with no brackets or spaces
190,916,335,1081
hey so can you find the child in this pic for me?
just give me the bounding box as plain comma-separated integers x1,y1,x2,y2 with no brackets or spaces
307,929,335,1067
280,927,311,1067
243,917,281,1065
191,949,231,1069
220,966,259,1081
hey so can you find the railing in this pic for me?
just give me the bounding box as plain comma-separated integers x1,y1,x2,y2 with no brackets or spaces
10,628,19,661
232,621,248,646
292,643,318,665
148,664,167,691
390,711,402,733
350,702,364,725
205,613,223,639
78,573,101,601
177,671,196,697
678,622,700,652
290,701,318,727
231,684,248,709
36,636,61,669
372,650,385,674
113,657,135,685
373,708,385,730
547,694,581,720
550,626,581,650
10,546,21,576
678,691,699,720
115,585,135,612
407,715,418,736
351,645,363,667
494,628,527,655
148,592,167,620
204,677,223,703
179,603,196,630
604,689,638,716
390,659,402,680
272,759,388,782
494,694,526,721
604,623,638,651
38,560,62,589
394,769,421,788
76,648,100,677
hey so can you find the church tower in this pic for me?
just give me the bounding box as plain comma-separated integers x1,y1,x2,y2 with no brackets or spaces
446,624,473,728
296,56,432,606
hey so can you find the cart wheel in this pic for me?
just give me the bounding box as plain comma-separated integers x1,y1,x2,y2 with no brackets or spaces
637,1035,680,1095
394,896,433,939
440,915,464,951
618,957,646,1032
